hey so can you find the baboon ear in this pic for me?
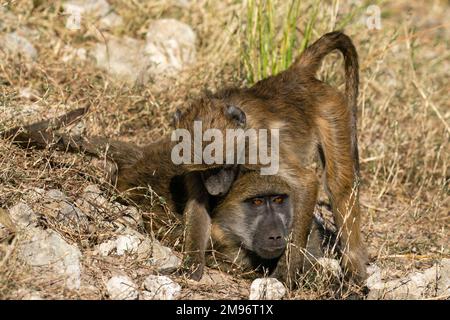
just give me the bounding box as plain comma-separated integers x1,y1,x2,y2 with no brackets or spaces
224,105,246,127
171,108,183,127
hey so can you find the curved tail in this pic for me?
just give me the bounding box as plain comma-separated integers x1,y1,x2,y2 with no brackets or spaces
295,31,360,175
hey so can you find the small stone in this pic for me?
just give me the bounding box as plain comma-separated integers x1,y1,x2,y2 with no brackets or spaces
0,32,37,60
61,45,87,63
83,184,102,195
116,234,140,255
18,228,81,290
142,275,181,300
0,224,8,239
366,264,383,288
137,237,153,258
99,12,123,29
317,258,343,278
46,189,67,202
63,0,110,18
18,87,40,101
97,240,116,256
106,275,139,300
437,259,450,296
77,184,109,212
149,241,181,273
9,202,38,229
145,19,196,76
68,121,86,136
249,278,286,300
93,36,147,85
14,289,43,300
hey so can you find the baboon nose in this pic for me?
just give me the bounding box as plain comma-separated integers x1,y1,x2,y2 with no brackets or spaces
267,234,284,247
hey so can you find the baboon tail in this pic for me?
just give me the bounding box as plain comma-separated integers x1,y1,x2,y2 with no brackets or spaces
295,31,360,175
2,105,89,149
2,105,142,168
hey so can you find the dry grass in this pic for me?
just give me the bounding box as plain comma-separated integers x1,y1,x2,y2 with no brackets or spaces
0,0,448,299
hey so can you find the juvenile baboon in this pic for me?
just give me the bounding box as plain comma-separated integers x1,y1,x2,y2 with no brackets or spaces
174,31,368,284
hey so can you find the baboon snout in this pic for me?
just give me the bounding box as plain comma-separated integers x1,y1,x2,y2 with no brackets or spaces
267,233,284,247
254,229,286,259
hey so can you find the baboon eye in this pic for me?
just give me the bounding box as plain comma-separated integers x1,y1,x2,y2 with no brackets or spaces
273,196,284,204
252,198,264,206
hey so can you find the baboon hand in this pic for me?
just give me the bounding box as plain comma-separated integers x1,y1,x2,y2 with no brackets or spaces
270,252,303,289
341,245,369,283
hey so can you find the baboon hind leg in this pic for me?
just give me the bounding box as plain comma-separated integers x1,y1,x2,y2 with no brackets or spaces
315,96,368,282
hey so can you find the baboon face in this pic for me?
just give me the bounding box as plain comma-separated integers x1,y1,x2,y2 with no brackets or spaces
200,166,240,196
215,173,294,260
244,194,292,259
173,95,247,197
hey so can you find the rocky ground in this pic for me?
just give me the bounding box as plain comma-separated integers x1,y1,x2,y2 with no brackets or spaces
0,1,448,300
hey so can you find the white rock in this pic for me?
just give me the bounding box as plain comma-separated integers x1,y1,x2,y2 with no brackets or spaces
137,237,153,257
99,12,123,29
79,184,109,209
249,278,286,300
175,0,192,7
97,232,154,257
93,19,196,85
97,239,116,256
93,36,147,85
18,87,40,101
57,202,87,223
0,32,37,60
64,0,123,30
14,289,43,300
145,19,196,76
142,275,181,300
18,228,81,290
46,189,67,202
43,189,89,230
366,264,383,288
9,202,38,229
366,261,448,300
63,0,110,18
317,258,343,278
437,259,450,296
149,242,181,273
84,184,102,195
68,120,86,136
61,45,87,63
106,275,139,300
116,234,141,255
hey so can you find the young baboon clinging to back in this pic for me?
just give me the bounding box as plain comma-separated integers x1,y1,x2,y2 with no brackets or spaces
174,31,368,284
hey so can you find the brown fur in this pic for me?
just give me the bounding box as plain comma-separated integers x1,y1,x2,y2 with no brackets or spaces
175,31,368,283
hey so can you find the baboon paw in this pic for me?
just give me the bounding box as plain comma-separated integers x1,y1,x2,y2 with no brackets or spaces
180,256,204,281
271,265,299,289
342,247,369,283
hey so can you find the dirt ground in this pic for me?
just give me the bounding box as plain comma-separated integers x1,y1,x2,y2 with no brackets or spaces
0,1,448,299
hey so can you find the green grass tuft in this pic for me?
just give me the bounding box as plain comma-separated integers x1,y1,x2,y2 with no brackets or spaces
242,0,320,84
